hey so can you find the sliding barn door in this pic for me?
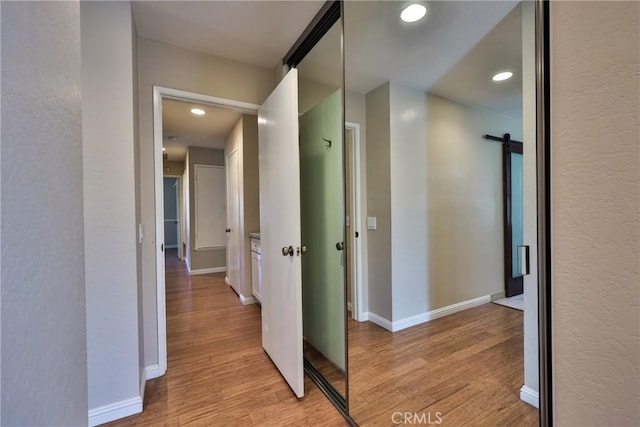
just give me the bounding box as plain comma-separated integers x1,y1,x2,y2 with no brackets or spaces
258,69,304,398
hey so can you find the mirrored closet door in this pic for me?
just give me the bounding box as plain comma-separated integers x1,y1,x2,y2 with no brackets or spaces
296,12,348,401
343,1,541,425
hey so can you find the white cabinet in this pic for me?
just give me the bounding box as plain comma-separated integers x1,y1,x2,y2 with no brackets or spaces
251,237,262,303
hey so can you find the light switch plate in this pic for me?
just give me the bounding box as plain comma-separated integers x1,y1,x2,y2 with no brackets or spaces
367,217,377,230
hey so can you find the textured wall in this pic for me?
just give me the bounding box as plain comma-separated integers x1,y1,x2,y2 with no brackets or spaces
425,94,522,313
390,85,429,321
365,83,393,320
81,1,142,414
1,1,88,425
552,2,640,425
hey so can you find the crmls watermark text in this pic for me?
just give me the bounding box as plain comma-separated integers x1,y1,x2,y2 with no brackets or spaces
391,411,443,425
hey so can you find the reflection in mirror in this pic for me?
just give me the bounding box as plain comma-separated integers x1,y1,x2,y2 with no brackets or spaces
296,18,346,398
344,1,540,425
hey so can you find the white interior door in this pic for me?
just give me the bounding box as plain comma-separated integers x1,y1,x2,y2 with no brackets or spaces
226,149,241,295
258,69,304,398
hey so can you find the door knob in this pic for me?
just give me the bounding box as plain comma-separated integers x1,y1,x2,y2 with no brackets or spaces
300,245,307,254
336,242,344,251
282,246,294,256
225,228,231,233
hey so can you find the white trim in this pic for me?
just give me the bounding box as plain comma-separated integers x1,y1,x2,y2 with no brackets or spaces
520,385,540,408
364,295,491,332
347,301,352,312
391,295,491,332
240,294,257,305
366,312,393,331
193,245,226,251
189,266,227,275
88,397,142,427
145,364,161,380
153,86,168,379
139,367,147,403
164,245,178,249
153,86,260,379
157,86,261,115
346,122,365,322
225,275,230,285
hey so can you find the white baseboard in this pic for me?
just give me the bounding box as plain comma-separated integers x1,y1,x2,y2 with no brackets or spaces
347,302,352,311
189,266,226,276
392,295,491,332
139,367,146,403
366,312,393,331
88,396,142,427
225,276,230,285
364,295,491,333
520,385,540,408
145,364,161,380
240,294,257,305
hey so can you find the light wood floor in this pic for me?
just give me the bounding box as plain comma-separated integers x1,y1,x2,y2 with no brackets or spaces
107,250,347,426
108,250,537,426
348,303,540,426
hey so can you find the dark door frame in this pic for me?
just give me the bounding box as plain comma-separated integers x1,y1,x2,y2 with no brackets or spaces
502,133,524,297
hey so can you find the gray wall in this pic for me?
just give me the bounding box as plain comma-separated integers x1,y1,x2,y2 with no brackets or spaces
137,38,275,366
552,2,639,425
188,147,226,271
365,83,392,320
389,85,429,321
81,0,142,414
164,160,185,176
1,1,88,425
364,83,522,323
424,93,521,313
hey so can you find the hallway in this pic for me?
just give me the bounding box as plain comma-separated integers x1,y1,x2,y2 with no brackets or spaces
108,250,346,426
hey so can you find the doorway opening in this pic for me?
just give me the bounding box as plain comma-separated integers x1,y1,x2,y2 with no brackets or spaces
152,86,260,375
162,176,182,261
345,122,364,322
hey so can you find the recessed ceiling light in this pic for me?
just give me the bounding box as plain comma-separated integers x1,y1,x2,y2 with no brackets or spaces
401,3,427,23
492,71,513,82
191,108,205,116
162,147,166,151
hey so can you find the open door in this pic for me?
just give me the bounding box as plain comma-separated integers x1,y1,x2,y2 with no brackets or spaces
258,69,304,398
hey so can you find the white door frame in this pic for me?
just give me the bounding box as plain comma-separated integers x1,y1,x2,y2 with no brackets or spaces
152,85,259,377
346,122,365,321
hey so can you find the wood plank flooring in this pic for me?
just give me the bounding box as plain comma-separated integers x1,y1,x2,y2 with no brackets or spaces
107,249,537,426
348,303,539,426
107,251,347,426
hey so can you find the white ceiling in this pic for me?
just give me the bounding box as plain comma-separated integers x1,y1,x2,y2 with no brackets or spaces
140,0,525,151
430,3,523,118
132,1,325,69
342,1,519,96
162,99,243,161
